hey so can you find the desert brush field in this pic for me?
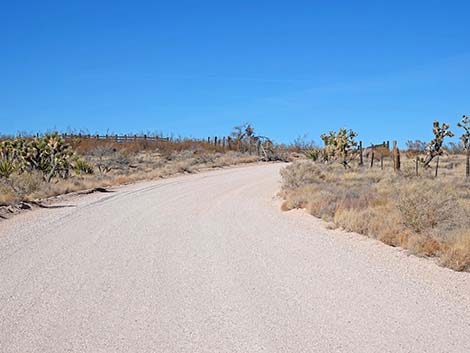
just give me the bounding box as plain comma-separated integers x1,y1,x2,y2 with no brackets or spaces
281,118,470,271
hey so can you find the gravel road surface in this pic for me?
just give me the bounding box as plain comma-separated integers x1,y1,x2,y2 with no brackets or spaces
1,163,469,353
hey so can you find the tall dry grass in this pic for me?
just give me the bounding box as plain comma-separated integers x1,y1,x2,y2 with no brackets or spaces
280,157,470,271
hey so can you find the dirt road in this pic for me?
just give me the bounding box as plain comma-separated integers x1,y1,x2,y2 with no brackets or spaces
1,164,469,352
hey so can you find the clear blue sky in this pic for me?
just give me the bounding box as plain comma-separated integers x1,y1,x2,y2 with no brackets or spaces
1,0,469,144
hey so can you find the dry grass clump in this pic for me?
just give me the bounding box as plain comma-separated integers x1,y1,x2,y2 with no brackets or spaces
280,160,470,271
441,230,470,271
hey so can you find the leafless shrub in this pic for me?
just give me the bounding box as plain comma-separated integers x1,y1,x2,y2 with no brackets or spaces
395,182,459,233
280,161,326,190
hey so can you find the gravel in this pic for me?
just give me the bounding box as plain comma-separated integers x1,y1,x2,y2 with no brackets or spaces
1,163,470,353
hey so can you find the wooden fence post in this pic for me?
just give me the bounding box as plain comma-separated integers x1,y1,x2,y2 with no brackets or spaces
380,154,384,170
222,137,226,150
435,155,440,177
393,141,401,171
397,149,401,170
214,136,218,146
370,149,375,168
416,156,419,176
466,147,470,179
359,141,363,166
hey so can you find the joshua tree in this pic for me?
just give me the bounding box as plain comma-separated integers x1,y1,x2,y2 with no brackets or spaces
423,121,454,175
0,133,75,182
230,123,249,151
320,128,358,168
230,123,261,154
457,115,470,178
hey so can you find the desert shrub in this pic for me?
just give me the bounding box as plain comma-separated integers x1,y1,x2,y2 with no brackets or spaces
74,159,94,175
281,185,318,210
4,171,44,200
336,187,375,211
290,135,317,152
395,181,459,233
89,145,116,158
214,151,259,167
194,153,215,165
407,234,442,257
440,230,470,271
280,161,325,190
166,150,194,161
89,145,131,173
304,149,321,161
113,151,132,168
0,159,16,178
307,189,340,219
334,208,378,235
405,140,427,156
280,158,470,271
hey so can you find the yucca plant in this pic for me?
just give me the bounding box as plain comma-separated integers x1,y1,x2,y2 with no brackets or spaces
457,115,470,178
0,133,76,182
320,128,358,168
424,121,454,174
74,158,94,175
0,159,16,179
304,148,321,161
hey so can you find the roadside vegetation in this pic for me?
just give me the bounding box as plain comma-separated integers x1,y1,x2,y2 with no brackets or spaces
0,124,285,214
281,116,470,271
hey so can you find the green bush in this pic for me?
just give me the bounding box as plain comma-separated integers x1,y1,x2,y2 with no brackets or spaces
74,159,94,175
304,148,321,161
0,159,16,179
0,132,82,182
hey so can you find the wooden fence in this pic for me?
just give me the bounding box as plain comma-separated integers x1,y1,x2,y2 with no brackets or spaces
357,140,403,171
59,134,270,156
61,133,170,143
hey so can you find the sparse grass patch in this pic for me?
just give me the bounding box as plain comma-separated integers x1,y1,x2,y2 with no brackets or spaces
280,160,470,271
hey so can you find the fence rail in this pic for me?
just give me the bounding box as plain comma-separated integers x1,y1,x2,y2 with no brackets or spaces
60,133,170,143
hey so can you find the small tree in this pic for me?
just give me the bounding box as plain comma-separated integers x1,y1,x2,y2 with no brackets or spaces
320,128,358,168
229,123,267,155
457,115,470,178
230,123,254,152
423,121,454,175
